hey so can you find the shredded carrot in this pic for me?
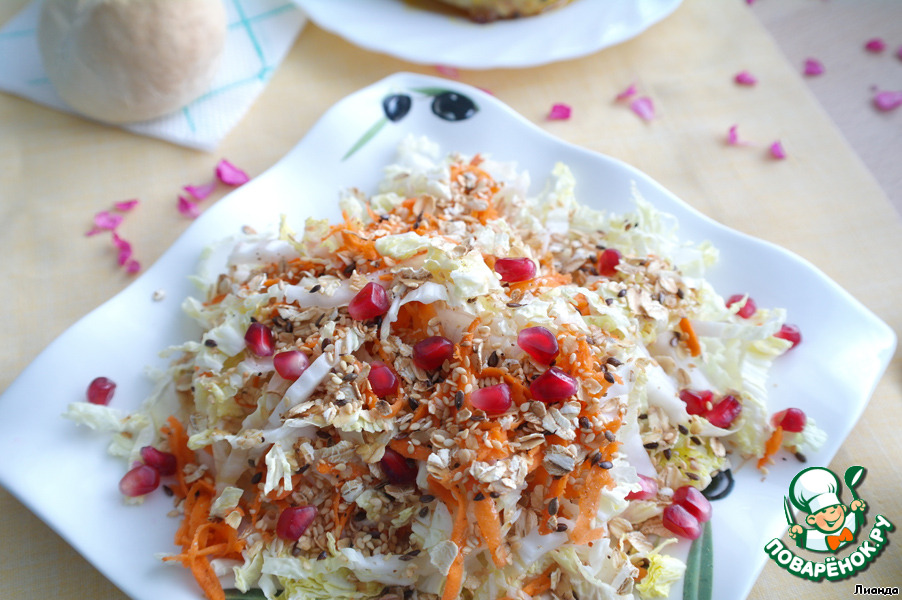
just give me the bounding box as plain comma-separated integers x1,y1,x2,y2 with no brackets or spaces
679,317,702,357
757,425,784,469
570,465,614,544
521,563,555,596
389,438,432,462
473,496,508,567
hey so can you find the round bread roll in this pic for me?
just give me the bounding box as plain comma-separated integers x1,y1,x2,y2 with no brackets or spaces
38,0,227,124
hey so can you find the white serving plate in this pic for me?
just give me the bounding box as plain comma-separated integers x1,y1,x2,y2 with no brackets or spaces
292,0,683,69
0,72,894,600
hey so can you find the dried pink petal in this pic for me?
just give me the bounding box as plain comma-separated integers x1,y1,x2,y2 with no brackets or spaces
873,90,902,112
125,259,141,274
727,125,741,146
215,160,250,186
897,45,902,61
93,210,123,232
864,38,886,53
111,233,132,265
746,0,756,4
177,195,201,219
547,103,572,121
803,58,824,76
435,65,460,79
769,140,787,160
734,70,757,86
630,97,655,122
184,181,216,201
616,83,637,102
114,199,139,212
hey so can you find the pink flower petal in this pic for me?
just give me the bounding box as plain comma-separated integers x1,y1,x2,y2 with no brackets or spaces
215,160,249,187
873,90,902,112
184,181,216,201
769,140,787,160
630,97,655,122
746,0,756,4
84,227,104,237
114,199,139,212
615,83,637,102
864,38,886,53
435,65,460,79
727,125,741,146
803,58,824,76
93,211,123,231
125,259,141,274
177,195,201,219
547,103,572,121
897,45,902,61
111,232,130,252
734,70,757,86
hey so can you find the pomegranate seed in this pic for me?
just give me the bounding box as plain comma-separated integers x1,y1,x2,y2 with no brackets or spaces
625,474,659,501
679,389,713,416
775,323,802,348
348,282,390,321
119,464,160,497
469,383,512,415
598,248,622,277
276,506,317,541
662,503,702,540
380,447,418,485
245,322,275,356
140,446,177,476
771,408,807,433
412,336,455,371
706,395,741,428
368,361,399,397
672,485,712,523
273,350,310,381
529,367,578,403
86,377,116,405
517,326,559,365
494,257,536,283
726,294,757,318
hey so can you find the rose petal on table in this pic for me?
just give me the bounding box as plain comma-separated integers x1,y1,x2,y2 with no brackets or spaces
125,259,141,274
184,181,216,201
727,124,743,146
873,90,902,112
734,70,757,86
630,97,655,121
91,210,123,232
215,160,250,186
435,65,460,79
615,83,637,102
177,195,201,219
547,103,572,120
114,199,139,212
897,45,902,61
864,38,886,53
803,58,824,76
769,140,787,160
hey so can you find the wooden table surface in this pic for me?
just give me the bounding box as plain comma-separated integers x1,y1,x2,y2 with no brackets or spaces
1,0,900,599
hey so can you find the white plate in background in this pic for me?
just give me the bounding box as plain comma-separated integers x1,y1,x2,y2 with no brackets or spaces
292,0,683,69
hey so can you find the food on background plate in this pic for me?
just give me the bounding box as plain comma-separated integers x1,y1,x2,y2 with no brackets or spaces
66,136,824,600
38,0,226,124
431,0,577,22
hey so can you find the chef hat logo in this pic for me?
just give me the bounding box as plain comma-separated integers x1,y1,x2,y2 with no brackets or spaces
789,466,843,514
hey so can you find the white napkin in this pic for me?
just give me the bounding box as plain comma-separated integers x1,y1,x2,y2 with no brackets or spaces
0,0,306,151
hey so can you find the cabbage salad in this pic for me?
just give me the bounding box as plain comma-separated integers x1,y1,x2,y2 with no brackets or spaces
67,136,824,600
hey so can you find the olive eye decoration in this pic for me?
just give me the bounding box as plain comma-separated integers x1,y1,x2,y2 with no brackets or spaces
431,91,477,122
382,94,412,122
701,468,734,501
344,88,480,161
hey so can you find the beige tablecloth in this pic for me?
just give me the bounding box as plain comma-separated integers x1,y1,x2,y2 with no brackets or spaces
1,0,900,598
